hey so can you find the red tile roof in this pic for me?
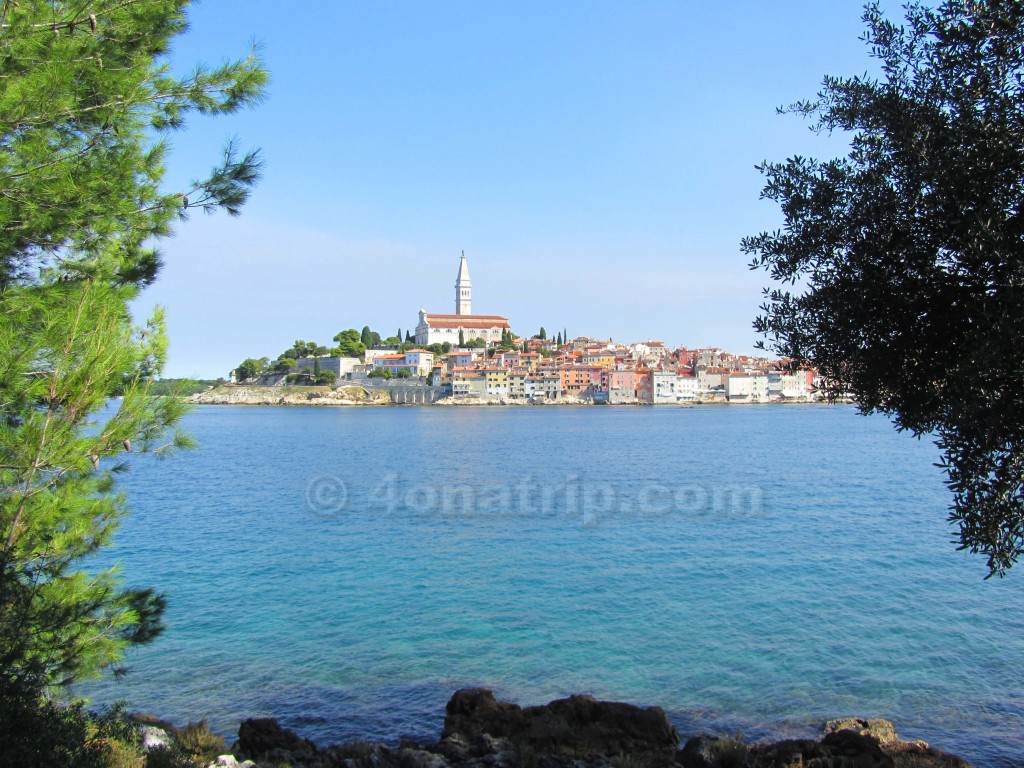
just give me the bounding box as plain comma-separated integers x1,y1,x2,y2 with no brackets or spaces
424,314,510,329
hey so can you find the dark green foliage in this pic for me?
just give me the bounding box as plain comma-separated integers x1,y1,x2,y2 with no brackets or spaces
280,340,324,360
0,1,265,289
273,358,297,373
742,0,1024,575
144,746,195,768
316,370,337,384
0,2,264,757
368,367,393,379
418,342,452,356
0,284,193,688
0,0,264,730
498,327,518,350
333,329,366,358
147,379,221,397
0,684,143,768
234,358,262,382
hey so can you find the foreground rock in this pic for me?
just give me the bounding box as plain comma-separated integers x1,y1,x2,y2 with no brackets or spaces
441,688,678,757
205,689,972,768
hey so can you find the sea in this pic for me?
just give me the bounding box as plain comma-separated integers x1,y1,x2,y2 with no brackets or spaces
77,404,1024,767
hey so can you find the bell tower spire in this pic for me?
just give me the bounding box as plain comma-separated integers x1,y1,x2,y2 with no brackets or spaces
455,250,472,315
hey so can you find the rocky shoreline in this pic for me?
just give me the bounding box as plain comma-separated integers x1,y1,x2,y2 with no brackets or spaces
189,385,394,407
189,386,837,408
137,688,971,768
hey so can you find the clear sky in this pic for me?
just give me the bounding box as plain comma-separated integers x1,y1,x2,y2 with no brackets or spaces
143,1,899,378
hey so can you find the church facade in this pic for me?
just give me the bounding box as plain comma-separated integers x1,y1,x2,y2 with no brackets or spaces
414,253,510,346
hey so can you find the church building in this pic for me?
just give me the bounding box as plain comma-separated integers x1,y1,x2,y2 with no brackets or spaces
414,252,510,346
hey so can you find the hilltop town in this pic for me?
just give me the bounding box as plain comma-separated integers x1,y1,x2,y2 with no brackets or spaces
221,254,818,406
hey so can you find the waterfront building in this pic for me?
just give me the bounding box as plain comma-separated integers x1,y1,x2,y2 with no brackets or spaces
451,368,487,397
767,369,816,400
484,367,510,398
603,369,638,404
726,372,770,402
652,371,699,403
698,367,729,395
559,366,602,397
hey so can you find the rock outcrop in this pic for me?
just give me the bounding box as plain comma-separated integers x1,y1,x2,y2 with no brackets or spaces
141,689,974,768
236,717,319,761
191,385,392,406
441,688,679,757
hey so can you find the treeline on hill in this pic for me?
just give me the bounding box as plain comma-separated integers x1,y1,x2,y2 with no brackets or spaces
232,324,528,384
110,379,223,397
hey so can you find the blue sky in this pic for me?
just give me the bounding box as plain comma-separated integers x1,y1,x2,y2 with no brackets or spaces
144,1,898,378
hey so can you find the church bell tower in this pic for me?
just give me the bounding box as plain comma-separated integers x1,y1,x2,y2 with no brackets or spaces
455,251,472,315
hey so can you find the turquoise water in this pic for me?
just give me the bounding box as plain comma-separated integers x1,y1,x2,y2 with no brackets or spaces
79,405,1024,766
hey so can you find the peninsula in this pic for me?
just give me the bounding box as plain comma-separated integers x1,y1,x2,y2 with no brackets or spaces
220,254,819,406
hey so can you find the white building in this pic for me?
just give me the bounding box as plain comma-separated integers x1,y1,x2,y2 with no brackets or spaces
369,349,435,377
414,253,511,346
652,372,699,403
726,373,770,402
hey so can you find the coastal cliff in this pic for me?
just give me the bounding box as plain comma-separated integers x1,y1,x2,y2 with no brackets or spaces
139,689,971,768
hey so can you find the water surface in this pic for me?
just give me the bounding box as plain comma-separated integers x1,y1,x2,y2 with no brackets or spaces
81,405,1024,767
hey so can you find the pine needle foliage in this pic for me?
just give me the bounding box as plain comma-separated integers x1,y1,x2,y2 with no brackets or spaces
0,0,266,702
